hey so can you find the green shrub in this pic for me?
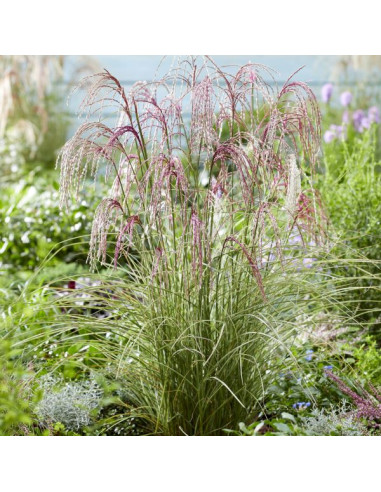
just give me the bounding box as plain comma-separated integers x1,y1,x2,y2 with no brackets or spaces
0,170,100,276
352,337,381,385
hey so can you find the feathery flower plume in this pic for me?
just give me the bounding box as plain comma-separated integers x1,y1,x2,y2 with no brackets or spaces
191,211,203,285
213,142,257,208
57,122,116,209
276,74,321,166
114,215,141,268
88,198,124,270
144,154,189,221
151,247,164,282
56,56,324,281
285,154,301,218
110,154,140,202
105,125,143,155
210,176,227,200
191,76,216,153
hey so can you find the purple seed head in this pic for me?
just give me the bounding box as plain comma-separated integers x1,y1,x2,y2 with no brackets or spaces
248,70,257,83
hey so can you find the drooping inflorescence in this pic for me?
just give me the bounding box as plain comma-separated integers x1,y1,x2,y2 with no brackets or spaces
56,56,323,292
326,371,381,427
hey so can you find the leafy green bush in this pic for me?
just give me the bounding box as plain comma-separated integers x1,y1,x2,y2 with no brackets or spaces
0,169,101,276
352,337,381,385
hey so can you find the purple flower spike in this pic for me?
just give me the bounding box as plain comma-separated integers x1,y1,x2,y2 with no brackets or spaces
368,106,380,124
330,124,344,139
321,83,333,103
326,371,381,427
342,110,350,124
353,110,373,133
325,125,345,142
324,130,335,143
340,91,352,107
353,109,365,132
361,117,371,130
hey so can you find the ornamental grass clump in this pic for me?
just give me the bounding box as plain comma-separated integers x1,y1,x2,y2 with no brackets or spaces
51,56,332,435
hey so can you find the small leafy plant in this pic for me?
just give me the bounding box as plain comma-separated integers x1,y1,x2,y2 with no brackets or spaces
302,403,368,436
36,375,102,431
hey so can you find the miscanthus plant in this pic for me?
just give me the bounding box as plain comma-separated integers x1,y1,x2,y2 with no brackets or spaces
47,57,336,435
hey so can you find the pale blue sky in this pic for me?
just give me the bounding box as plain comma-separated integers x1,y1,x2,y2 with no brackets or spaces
65,55,339,132
92,55,335,83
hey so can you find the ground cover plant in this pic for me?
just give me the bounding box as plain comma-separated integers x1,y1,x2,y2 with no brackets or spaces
1,56,380,436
